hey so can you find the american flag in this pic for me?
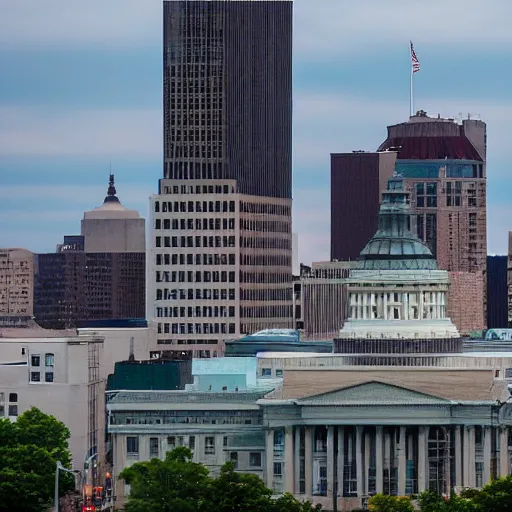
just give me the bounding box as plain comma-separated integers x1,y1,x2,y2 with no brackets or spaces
410,41,420,73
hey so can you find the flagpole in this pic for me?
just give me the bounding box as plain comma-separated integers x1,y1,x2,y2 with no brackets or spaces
410,65,413,117
409,42,413,117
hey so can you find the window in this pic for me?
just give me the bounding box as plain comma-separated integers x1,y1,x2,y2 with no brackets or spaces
150,437,159,458
250,452,262,467
230,452,238,468
273,462,282,476
261,368,272,377
45,372,54,383
205,437,215,455
167,436,176,447
31,355,40,367
8,393,17,402
45,353,55,367
189,436,195,450
127,436,139,457
30,372,40,382
275,369,283,377
223,436,228,447
8,405,18,417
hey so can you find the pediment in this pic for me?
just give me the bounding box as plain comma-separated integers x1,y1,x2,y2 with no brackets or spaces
296,381,450,406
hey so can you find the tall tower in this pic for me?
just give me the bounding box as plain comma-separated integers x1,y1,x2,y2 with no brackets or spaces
148,0,294,356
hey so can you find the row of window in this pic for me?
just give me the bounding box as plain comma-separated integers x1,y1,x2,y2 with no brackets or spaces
156,305,235,318
156,270,236,284
155,200,236,214
155,235,236,249
155,217,235,231
240,202,290,216
30,372,54,383
240,305,292,319
126,435,262,467
163,161,225,179
240,272,291,284
158,322,236,335
240,288,292,301
240,236,290,250
30,353,54,367
156,253,235,266
240,220,290,234
156,288,235,301
0,392,18,417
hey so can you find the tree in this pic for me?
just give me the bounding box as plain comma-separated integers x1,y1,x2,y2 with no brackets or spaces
0,407,73,512
369,493,414,512
122,448,323,512
120,446,209,512
469,475,512,512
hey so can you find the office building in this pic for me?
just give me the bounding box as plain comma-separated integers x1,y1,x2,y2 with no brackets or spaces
377,110,487,274
0,248,34,327
331,151,396,262
487,255,507,329
34,177,145,329
147,0,294,356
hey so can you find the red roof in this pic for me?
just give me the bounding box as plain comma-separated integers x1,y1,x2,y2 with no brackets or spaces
378,136,482,161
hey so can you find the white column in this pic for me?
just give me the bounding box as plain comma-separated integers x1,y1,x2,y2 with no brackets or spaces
266,429,274,489
463,427,470,487
418,427,427,493
376,426,384,494
466,426,476,488
419,291,424,320
362,294,367,320
356,426,364,497
455,426,463,487
483,426,492,485
398,426,407,495
284,427,294,493
294,426,301,493
327,426,335,503
383,293,388,320
364,431,371,495
403,292,409,320
337,427,345,502
500,427,510,477
305,427,313,498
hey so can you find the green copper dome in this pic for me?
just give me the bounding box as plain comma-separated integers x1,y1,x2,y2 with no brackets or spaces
357,176,437,270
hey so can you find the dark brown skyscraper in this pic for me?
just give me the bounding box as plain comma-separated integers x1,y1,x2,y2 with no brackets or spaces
162,0,292,198
331,151,396,261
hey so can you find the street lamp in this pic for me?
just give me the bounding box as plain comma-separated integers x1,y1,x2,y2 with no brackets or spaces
54,461,81,512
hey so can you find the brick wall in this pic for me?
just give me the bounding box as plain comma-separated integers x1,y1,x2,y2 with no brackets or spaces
447,271,485,335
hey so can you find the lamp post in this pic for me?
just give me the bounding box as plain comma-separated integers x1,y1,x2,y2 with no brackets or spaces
54,461,81,512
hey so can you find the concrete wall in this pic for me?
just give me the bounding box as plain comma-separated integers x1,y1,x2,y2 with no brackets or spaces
82,218,145,253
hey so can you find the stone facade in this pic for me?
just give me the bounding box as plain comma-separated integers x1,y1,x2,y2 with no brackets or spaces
447,270,486,335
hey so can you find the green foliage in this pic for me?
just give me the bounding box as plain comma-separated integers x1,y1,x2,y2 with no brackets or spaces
121,448,323,512
0,407,73,512
369,494,414,512
470,475,512,512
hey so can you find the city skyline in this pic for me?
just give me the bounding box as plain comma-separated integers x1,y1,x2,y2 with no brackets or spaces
1,0,512,265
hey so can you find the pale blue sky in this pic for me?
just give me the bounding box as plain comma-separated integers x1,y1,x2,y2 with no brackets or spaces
0,0,511,264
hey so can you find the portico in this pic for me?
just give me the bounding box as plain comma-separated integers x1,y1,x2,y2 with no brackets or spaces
260,381,512,510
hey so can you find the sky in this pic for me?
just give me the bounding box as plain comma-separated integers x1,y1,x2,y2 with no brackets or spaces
1,0,512,265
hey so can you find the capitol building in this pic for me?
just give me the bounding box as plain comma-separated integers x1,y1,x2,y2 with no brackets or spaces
108,176,512,511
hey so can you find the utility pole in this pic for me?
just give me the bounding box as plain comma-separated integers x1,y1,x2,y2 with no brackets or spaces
54,461,81,512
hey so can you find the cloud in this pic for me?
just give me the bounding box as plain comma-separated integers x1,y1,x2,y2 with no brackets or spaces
1,0,511,51
294,0,512,57
293,187,330,265
293,92,512,175
0,106,161,157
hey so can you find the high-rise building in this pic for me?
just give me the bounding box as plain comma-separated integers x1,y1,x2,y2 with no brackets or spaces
0,248,34,327
377,110,487,273
147,0,294,356
34,177,146,329
330,151,396,261
487,255,507,329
